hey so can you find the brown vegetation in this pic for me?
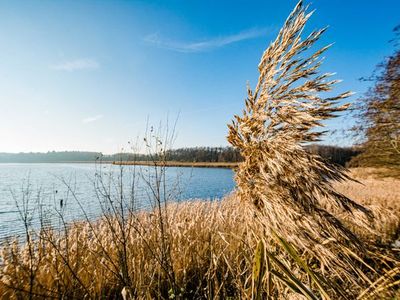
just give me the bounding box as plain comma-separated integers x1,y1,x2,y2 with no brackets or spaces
350,24,400,168
227,0,376,287
0,170,399,299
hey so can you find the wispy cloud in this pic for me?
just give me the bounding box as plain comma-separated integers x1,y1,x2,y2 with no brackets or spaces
144,27,271,53
50,58,100,71
82,114,103,124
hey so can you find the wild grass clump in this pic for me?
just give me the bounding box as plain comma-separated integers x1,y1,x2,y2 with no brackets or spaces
0,195,261,299
228,0,369,258
227,0,400,297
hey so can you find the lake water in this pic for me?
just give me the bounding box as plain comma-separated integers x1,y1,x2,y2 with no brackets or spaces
0,163,235,240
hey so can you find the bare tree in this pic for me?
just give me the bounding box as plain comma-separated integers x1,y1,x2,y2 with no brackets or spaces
351,25,400,168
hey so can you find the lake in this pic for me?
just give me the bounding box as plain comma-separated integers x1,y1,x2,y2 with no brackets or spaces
0,163,235,240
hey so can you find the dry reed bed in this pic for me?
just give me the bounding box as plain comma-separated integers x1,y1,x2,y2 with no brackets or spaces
0,173,399,299
0,196,257,299
338,168,400,211
334,169,400,246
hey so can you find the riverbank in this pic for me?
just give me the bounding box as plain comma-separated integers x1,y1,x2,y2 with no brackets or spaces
0,161,239,168
112,160,239,168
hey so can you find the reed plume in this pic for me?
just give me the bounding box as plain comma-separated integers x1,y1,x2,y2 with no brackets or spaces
227,0,373,268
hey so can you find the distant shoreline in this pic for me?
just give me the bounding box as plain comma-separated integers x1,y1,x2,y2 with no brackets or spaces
112,161,239,168
0,161,113,164
0,161,239,168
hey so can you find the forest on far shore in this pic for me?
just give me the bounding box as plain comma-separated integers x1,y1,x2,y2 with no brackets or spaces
0,145,360,166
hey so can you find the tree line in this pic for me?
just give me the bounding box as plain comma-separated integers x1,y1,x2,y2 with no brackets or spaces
0,145,359,166
0,151,102,163
350,25,399,168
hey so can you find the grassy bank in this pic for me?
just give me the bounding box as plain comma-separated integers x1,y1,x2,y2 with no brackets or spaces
112,160,238,168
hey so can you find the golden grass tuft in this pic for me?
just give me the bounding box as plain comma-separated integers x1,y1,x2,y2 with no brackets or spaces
227,0,378,279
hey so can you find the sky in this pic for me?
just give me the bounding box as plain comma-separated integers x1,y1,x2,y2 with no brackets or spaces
0,0,398,154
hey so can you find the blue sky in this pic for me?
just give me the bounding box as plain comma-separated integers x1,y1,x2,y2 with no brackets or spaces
0,0,398,153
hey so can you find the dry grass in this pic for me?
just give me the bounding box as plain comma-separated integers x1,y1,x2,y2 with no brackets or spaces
226,0,378,289
0,173,399,299
338,168,400,212
0,196,255,299
225,0,400,297
334,168,400,245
